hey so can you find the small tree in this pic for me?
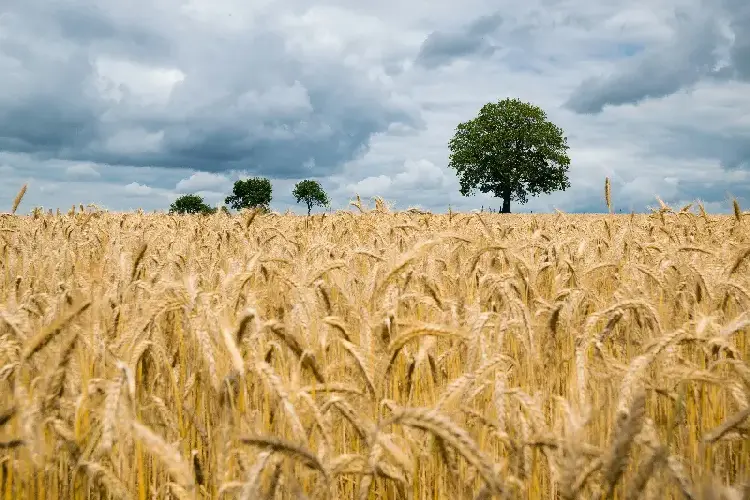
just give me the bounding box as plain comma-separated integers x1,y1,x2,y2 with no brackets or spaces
448,97,571,213
169,194,216,215
292,180,329,215
224,177,272,212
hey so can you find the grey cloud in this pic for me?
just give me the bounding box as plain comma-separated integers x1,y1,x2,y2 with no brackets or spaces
0,0,422,180
566,0,750,114
52,5,175,64
565,17,723,114
0,21,103,154
0,152,191,190
415,12,502,69
681,132,750,171
676,177,750,203
726,0,750,79
723,144,750,170
639,124,750,172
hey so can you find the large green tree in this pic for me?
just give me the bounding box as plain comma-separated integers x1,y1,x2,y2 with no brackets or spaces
224,177,272,212
448,98,571,213
292,179,329,215
169,194,216,215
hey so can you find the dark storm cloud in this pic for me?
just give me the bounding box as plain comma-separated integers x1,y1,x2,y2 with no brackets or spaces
565,0,750,114
415,12,502,69
0,0,421,179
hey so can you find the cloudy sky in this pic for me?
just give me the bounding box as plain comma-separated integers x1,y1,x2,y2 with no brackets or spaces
1,0,748,214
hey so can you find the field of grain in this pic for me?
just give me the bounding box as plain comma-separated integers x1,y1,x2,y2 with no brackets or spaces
0,200,749,499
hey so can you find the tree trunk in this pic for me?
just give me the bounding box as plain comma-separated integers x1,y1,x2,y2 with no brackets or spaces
307,202,312,216
501,189,511,213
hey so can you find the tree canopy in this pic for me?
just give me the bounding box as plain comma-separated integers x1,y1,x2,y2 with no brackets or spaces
169,194,216,215
448,97,571,213
292,180,330,216
224,177,272,212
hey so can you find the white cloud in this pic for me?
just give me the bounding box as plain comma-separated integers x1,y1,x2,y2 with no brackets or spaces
175,171,230,192
65,163,101,178
123,182,153,196
346,175,392,198
393,159,447,189
94,57,185,105
193,190,227,206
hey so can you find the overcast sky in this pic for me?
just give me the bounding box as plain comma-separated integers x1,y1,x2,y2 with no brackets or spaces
1,0,748,214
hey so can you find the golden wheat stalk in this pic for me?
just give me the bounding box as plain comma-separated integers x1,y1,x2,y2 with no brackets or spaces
601,389,647,497
22,301,91,361
238,435,329,482
380,406,505,495
129,418,196,489
703,407,750,443
11,183,27,214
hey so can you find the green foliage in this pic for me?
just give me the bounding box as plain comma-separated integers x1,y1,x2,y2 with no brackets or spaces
169,194,216,215
224,177,272,211
448,97,571,213
292,179,329,216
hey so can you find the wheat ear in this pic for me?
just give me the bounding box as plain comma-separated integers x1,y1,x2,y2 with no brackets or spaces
379,406,505,495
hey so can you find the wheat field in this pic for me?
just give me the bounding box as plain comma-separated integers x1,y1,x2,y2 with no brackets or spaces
1,195,749,499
